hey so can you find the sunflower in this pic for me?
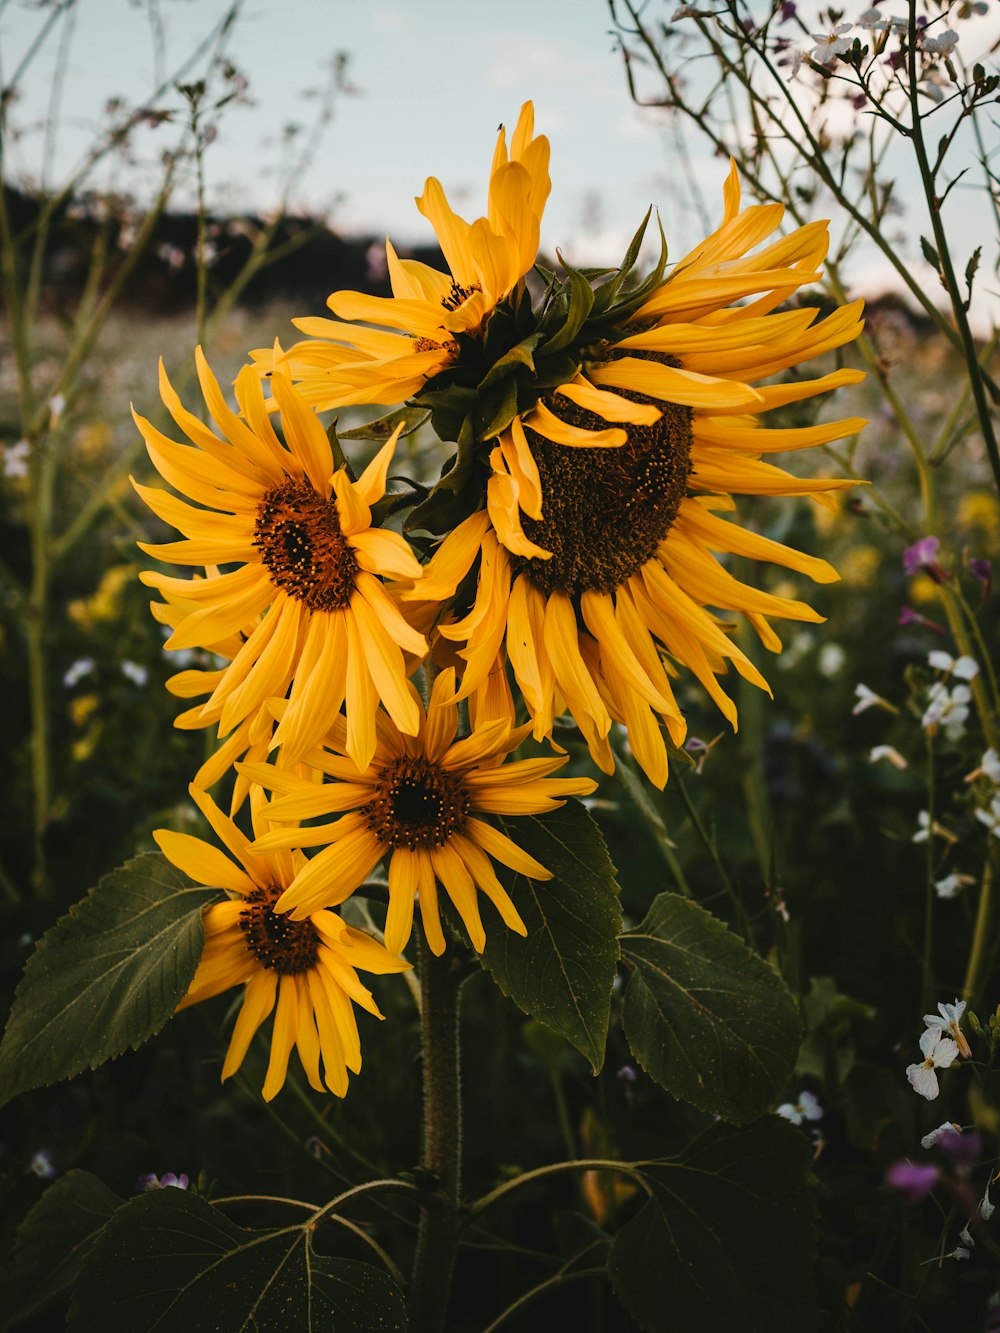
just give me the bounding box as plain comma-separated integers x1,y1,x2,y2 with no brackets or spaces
159,785,409,1101
239,668,596,956
132,350,427,771
251,101,551,410
400,166,867,786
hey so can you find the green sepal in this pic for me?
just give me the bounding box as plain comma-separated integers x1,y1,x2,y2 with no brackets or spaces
419,384,479,446
598,210,669,325
474,375,521,443
338,405,430,442
589,206,654,319
405,414,483,534
540,251,596,354
325,419,351,475
529,350,583,393
476,332,543,396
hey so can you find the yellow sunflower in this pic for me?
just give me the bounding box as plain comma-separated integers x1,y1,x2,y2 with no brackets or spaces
132,350,427,771
159,785,409,1101
239,668,596,956
252,101,551,409
400,166,866,786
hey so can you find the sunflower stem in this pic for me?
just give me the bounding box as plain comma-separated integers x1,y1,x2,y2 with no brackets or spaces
409,929,463,1332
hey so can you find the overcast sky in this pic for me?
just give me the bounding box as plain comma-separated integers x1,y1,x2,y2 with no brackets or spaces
2,0,997,324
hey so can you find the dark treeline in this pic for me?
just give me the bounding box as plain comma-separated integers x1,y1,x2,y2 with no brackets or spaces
0,184,447,314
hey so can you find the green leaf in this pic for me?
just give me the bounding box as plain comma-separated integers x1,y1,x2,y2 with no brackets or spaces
920,235,941,272
480,800,621,1071
0,853,219,1106
620,894,800,1122
475,332,543,395
68,1189,407,1333
0,1171,123,1330
338,405,431,441
608,1118,816,1333
590,207,652,318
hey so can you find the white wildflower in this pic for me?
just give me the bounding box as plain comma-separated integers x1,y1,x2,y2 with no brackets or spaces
48,394,66,424
928,650,979,681
2,439,30,479
818,643,846,678
923,999,971,1059
63,657,95,688
921,1121,960,1149
906,1028,959,1100
935,872,972,899
922,681,972,741
981,1181,994,1222
808,22,852,62
923,28,958,53
853,683,892,715
869,745,908,770
975,795,1000,839
776,1091,824,1126
120,660,149,688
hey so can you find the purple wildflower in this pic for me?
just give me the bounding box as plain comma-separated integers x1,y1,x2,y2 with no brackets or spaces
938,1129,982,1166
617,1065,638,1084
886,1161,940,1202
29,1149,56,1180
903,536,943,579
137,1171,189,1191
779,1,797,20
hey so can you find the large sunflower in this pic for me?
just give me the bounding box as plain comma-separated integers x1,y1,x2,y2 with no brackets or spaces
133,350,427,771
160,785,409,1101
252,101,551,410
400,166,867,786
239,668,596,956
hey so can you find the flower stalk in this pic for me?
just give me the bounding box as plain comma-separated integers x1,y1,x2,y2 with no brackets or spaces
409,929,464,1332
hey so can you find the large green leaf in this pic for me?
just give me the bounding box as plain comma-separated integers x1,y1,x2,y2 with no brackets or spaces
338,405,430,441
621,894,800,1122
608,1118,816,1333
0,1171,123,1330
480,800,621,1071
0,853,219,1106
68,1189,407,1332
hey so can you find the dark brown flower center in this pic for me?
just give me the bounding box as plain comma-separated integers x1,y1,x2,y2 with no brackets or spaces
239,884,320,974
508,353,694,597
362,754,470,850
254,479,359,611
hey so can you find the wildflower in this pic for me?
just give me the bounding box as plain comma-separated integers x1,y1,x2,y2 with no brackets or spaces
120,659,149,687
923,28,958,53
898,604,947,634
936,1128,981,1166
281,141,865,789
818,642,845,677
2,439,30,479
48,394,66,425
29,1149,56,1180
928,650,979,681
241,669,596,955
886,1161,940,1202
921,1121,960,1149
617,1065,638,1083
904,536,945,580
966,748,1000,785
159,786,410,1101
133,354,426,771
935,872,972,899
923,999,971,1058
779,1,797,20
922,681,972,741
906,1028,959,1100
776,1090,823,1125
870,744,907,770
63,657,95,688
854,683,895,715
981,1181,994,1222
975,795,1000,838
137,1172,189,1191
808,23,852,62
913,810,957,845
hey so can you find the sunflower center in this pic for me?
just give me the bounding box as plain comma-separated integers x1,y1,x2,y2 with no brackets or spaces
254,479,359,612
362,754,470,850
239,885,320,975
509,353,694,597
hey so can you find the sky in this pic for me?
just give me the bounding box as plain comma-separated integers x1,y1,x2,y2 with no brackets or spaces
1,0,998,324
